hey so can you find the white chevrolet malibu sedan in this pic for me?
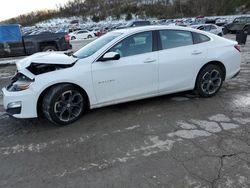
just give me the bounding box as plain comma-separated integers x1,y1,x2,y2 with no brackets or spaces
2,26,241,125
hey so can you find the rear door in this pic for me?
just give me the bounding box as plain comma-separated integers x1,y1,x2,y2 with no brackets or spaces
78,31,88,39
158,30,208,93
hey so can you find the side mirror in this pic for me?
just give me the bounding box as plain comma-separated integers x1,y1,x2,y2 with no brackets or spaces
101,52,120,61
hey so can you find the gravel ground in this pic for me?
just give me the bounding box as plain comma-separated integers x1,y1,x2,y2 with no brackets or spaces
0,34,249,188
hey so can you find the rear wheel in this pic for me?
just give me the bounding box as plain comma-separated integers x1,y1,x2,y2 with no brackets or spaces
244,26,250,34
195,65,223,97
42,84,87,125
71,36,76,40
42,46,57,52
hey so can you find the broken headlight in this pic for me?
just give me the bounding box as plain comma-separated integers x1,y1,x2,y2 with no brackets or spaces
7,72,34,92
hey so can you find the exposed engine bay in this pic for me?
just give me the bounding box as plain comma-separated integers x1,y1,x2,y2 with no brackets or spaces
27,63,75,75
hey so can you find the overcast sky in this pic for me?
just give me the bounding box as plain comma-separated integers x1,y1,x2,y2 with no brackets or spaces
0,0,69,21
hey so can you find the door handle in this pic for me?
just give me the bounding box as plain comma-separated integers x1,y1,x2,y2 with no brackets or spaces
144,59,157,63
192,51,202,55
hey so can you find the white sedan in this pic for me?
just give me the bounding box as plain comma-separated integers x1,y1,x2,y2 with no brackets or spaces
2,26,241,125
69,30,95,40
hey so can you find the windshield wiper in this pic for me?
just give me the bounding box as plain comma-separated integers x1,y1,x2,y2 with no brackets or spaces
72,54,78,58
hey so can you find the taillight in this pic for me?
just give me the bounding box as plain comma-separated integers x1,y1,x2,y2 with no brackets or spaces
64,34,70,43
234,44,241,52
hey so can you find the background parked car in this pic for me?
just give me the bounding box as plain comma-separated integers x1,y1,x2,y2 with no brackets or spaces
225,16,250,34
69,30,95,40
117,20,151,29
191,24,224,36
215,18,228,26
0,24,71,58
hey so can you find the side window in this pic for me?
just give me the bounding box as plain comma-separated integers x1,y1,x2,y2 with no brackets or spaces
192,32,210,44
247,18,250,23
159,30,193,49
109,31,153,58
211,25,217,30
204,25,211,31
239,17,247,23
234,18,240,23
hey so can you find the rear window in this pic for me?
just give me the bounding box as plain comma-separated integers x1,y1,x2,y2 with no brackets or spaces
192,32,210,44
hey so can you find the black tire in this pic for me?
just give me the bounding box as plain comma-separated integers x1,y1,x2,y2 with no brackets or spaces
222,27,228,35
87,35,92,39
218,33,223,37
42,46,57,52
42,84,87,125
71,36,76,40
195,64,223,98
243,26,250,35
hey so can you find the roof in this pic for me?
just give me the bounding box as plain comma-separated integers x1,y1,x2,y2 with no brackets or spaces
115,25,198,35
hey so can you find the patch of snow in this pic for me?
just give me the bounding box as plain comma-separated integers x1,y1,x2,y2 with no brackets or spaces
133,136,175,156
177,121,197,130
168,130,211,139
233,117,250,125
220,123,240,130
191,120,221,133
208,114,231,122
125,125,140,130
1,143,48,155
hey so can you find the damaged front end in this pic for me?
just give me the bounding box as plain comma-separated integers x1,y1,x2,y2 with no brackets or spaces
7,53,78,92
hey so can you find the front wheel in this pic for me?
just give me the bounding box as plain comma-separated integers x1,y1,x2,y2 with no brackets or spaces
195,65,223,97
42,84,87,125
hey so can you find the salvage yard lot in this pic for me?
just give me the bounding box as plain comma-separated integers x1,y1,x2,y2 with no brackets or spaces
0,34,250,188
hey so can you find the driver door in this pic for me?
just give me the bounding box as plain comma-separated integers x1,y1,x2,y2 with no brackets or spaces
91,31,159,104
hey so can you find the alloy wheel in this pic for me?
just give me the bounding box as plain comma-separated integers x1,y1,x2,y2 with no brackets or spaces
54,90,83,122
201,69,222,95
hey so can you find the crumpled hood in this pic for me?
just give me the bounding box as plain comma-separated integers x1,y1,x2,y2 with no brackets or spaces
16,52,78,71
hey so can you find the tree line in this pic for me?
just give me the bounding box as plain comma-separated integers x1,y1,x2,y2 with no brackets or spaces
1,0,250,26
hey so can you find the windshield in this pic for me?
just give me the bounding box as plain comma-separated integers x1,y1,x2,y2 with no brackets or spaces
73,32,122,59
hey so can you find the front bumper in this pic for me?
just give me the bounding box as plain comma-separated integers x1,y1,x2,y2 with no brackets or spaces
2,88,38,118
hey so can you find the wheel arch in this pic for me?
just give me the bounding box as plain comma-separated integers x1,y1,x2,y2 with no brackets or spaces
195,61,226,86
36,82,90,117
